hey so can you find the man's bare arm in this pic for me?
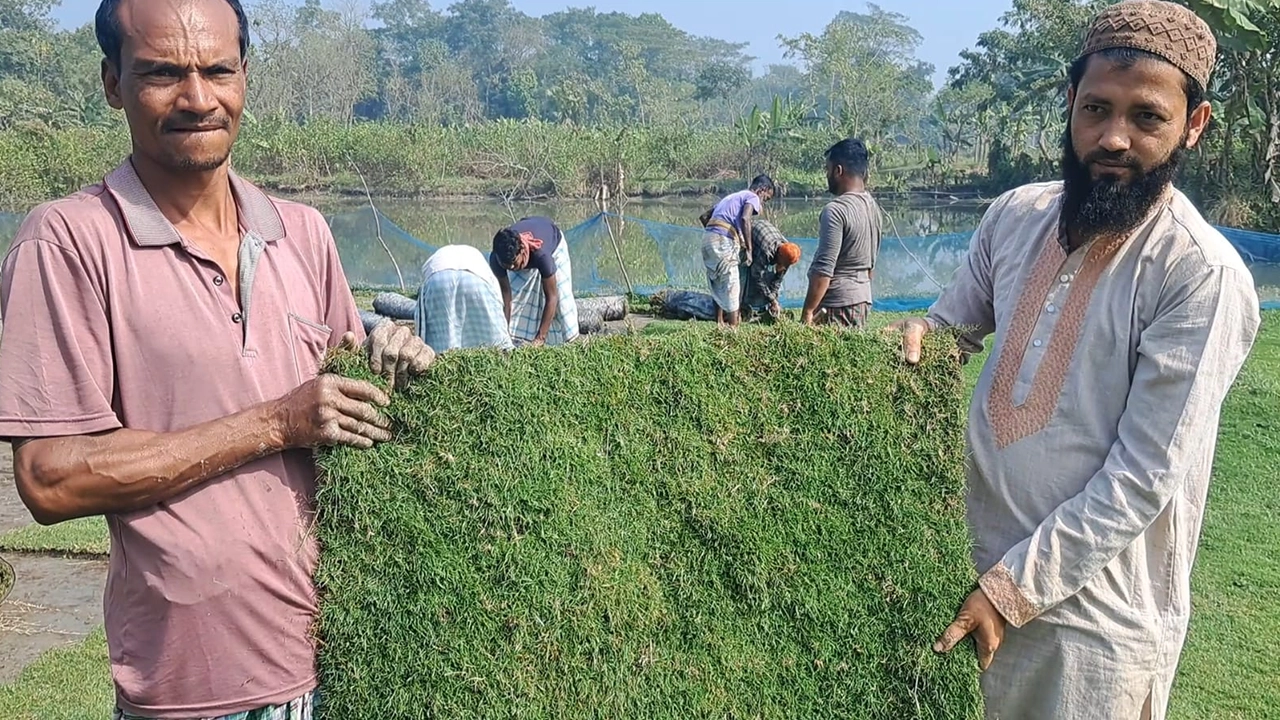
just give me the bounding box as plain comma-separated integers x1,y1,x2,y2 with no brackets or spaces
537,275,559,342
802,274,831,322
13,375,392,525
740,206,755,261
500,275,513,323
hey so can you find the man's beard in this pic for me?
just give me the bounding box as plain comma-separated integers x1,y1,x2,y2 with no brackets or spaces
827,172,838,195
1060,122,1186,241
158,113,234,173
168,150,232,172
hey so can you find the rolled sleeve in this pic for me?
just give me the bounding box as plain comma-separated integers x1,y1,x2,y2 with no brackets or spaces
0,238,122,439
979,262,1261,627
808,204,843,279
925,191,1011,334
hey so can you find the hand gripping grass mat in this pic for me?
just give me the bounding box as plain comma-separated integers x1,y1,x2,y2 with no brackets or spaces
315,324,982,719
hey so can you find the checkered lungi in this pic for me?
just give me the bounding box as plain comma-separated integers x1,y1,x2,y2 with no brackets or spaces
508,235,579,345
415,268,513,352
701,230,741,314
115,691,316,720
817,302,871,329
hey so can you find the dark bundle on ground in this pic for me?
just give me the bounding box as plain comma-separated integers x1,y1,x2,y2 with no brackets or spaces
577,295,628,321
314,325,982,720
358,310,389,335
649,289,719,321
577,308,605,335
372,292,416,320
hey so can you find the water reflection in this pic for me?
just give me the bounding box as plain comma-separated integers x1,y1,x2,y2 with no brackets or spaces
2,195,1276,307
304,195,988,306
300,196,987,251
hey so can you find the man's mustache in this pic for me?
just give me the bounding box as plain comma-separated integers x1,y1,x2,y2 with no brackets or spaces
1082,149,1141,169
162,115,232,132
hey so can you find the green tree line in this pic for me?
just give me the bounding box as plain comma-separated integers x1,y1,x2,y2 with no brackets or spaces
0,0,1277,229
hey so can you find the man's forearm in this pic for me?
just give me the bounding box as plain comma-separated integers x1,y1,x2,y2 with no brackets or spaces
803,274,831,315
538,287,558,340
14,401,287,525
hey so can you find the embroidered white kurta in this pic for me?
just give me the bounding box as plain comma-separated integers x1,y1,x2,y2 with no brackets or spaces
926,181,1260,720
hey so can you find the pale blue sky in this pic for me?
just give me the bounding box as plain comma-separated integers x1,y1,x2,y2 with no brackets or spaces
49,0,1012,88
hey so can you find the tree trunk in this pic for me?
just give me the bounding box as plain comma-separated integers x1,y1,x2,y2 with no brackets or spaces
1219,103,1233,190
1264,66,1280,203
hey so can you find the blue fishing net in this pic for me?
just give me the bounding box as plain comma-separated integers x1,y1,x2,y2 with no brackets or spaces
559,213,973,311
557,212,1280,311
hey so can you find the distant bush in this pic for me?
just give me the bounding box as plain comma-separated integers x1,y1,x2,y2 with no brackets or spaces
0,120,933,210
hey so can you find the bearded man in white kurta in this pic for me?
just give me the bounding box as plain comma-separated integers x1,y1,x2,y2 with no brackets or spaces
892,2,1261,718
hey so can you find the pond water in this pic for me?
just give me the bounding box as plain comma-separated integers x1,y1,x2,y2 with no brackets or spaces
3,194,1277,308
301,195,988,307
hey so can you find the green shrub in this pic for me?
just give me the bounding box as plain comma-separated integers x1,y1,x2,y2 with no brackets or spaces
314,324,982,719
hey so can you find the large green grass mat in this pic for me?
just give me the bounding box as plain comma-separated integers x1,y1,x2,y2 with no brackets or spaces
314,324,982,719
0,555,11,603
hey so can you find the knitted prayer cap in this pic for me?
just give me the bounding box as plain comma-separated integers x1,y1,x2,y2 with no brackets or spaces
1077,0,1217,89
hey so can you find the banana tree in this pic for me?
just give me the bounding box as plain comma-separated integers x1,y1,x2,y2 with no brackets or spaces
734,94,817,176
1184,0,1280,204
1181,0,1274,51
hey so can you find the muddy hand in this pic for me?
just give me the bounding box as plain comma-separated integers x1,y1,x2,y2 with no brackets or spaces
366,322,436,391
274,374,393,450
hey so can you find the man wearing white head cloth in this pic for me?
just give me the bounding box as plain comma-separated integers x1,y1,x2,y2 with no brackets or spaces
415,245,514,353
891,1,1260,718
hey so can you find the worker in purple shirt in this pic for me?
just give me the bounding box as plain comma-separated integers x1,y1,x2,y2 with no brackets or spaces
698,174,777,326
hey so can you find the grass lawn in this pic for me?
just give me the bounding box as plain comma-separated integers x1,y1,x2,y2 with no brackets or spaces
0,517,109,556
0,310,1275,718
0,630,113,719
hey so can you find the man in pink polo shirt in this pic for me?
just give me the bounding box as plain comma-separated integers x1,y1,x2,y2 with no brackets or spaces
0,0,434,717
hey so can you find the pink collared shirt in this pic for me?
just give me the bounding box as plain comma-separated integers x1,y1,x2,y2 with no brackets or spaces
0,158,363,718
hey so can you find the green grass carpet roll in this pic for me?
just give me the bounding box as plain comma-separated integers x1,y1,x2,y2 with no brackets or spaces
315,324,982,719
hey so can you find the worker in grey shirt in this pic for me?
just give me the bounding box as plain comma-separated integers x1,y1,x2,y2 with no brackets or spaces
802,137,883,328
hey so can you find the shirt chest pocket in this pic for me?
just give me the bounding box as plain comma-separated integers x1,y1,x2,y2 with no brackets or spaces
287,313,333,383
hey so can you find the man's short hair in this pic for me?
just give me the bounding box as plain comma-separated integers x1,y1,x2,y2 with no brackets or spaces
492,228,522,268
749,174,776,195
826,138,870,178
95,0,251,68
1067,47,1205,120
